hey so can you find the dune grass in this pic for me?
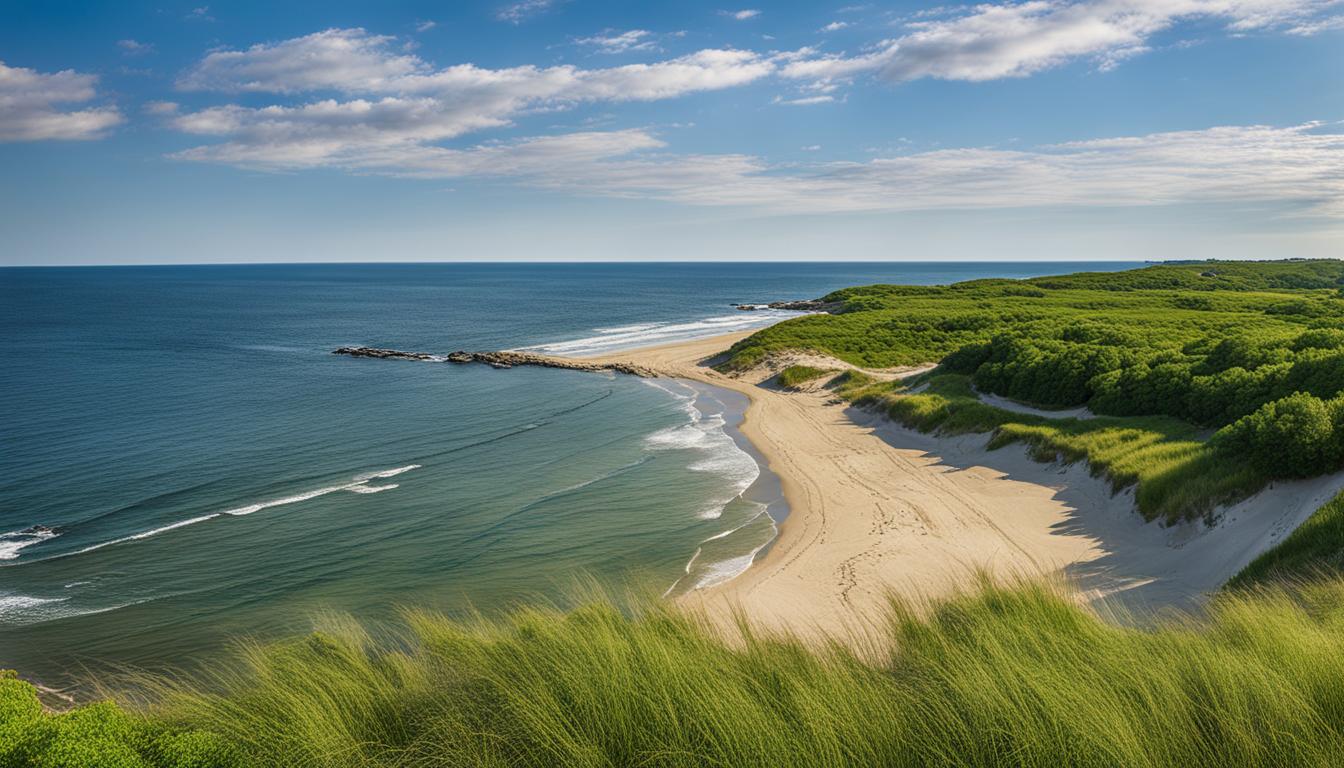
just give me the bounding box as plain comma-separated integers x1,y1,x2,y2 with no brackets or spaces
1231,489,1344,588
18,577,1331,766
841,373,1264,522
775,364,837,389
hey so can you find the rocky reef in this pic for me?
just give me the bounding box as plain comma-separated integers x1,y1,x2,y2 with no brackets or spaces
333,347,657,377
734,300,839,312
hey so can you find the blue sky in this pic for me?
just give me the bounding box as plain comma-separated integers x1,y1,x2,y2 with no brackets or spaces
1,0,1342,264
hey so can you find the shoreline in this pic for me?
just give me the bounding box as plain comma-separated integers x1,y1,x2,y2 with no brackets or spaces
584,331,1344,637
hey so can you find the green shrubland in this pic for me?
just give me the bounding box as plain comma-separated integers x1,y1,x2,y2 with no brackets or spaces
724,260,1344,515
0,670,238,767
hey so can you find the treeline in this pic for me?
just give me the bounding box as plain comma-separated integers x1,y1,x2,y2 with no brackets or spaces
943,326,1344,479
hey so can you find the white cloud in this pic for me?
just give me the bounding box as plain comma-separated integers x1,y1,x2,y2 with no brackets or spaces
575,29,656,54
1286,12,1344,31
176,117,1344,220
782,0,1344,82
143,100,179,115
773,94,835,105
178,29,427,93
779,40,900,80
497,0,561,24
0,61,123,141
722,9,761,20
414,20,437,33
117,39,154,56
172,30,773,169
185,6,214,22
607,122,1344,216
820,21,851,32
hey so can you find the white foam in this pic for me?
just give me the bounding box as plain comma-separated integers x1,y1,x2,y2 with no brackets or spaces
224,464,421,516
57,464,424,558
346,483,397,494
0,529,59,560
0,593,160,626
519,310,805,356
73,514,222,555
692,549,765,590
0,594,69,621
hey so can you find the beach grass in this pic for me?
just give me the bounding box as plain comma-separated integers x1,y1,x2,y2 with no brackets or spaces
1231,489,1344,587
844,373,1264,522
775,364,836,389
18,577,1344,766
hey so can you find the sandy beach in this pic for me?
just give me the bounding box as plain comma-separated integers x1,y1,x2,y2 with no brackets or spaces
588,332,1344,636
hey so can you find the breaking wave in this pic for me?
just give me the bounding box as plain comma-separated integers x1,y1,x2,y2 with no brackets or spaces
518,310,803,356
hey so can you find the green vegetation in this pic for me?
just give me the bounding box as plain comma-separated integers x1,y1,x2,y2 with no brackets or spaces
15,579,1344,767
16,260,1344,767
775,364,836,389
845,373,1261,522
1232,489,1344,587
723,260,1344,518
0,670,238,767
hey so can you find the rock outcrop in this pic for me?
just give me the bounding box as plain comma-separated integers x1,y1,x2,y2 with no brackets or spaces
735,300,840,312
333,347,657,377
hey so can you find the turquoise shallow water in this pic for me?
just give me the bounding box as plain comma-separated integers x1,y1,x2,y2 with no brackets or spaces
0,262,1137,683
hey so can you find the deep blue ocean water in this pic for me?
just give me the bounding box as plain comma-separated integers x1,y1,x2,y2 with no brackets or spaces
0,262,1138,682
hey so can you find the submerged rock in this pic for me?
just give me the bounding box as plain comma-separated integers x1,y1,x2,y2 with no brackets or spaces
334,347,657,377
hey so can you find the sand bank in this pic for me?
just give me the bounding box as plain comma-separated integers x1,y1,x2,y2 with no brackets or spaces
587,332,1344,636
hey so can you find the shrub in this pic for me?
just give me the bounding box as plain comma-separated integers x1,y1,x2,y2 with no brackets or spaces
0,672,237,768
1214,393,1343,478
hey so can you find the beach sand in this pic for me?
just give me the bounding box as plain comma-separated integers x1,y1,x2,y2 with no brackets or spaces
588,332,1344,637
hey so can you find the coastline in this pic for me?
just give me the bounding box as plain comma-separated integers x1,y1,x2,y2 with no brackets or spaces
585,331,1344,638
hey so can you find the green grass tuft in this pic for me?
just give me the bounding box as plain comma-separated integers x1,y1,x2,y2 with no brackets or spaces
776,365,837,389
1231,489,1344,587
851,374,1264,522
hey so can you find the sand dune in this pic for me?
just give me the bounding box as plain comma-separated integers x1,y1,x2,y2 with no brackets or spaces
588,332,1344,635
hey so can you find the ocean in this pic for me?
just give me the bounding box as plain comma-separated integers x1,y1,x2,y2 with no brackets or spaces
0,261,1137,683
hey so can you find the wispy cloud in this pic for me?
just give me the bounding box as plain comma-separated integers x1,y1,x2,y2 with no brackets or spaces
721,9,761,20
497,0,561,24
1286,12,1344,32
185,6,214,22
143,100,179,115
414,20,437,33
575,29,657,54
117,39,154,56
170,121,1344,218
783,0,1344,82
819,21,850,32
0,60,123,141
773,94,835,105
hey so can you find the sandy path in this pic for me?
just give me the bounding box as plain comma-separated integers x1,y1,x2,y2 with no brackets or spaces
587,333,1344,636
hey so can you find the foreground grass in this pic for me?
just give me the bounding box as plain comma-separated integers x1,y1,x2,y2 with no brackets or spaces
13,579,1339,766
837,372,1264,522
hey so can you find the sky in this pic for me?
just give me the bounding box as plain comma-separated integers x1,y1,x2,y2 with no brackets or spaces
1,0,1342,265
